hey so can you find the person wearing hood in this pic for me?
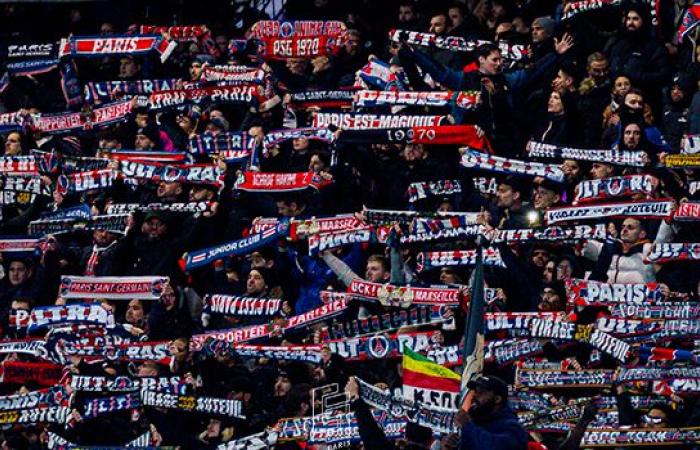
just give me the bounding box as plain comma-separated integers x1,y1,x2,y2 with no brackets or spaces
605,5,672,112
663,73,694,150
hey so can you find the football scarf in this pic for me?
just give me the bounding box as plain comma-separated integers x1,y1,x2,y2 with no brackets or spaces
323,305,450,340
307,227,374,255
289,214,365,240
574,174,657,204
40,204,91,220
545,199,674,224
0,237,43,253
485,312,566,333
140,390,245,418
644,243,700,264
0,156,38,175
514,368,614,389
59,34,177,63
355,58,407,91
69,375,185,393
284,298,349,331
526,140,648,167
354,90,480,109
84,78,181,104
0,361,63,387
217,430,280,449
357,377,458,433
461,149,564,182
58,275,169,300
202,67,265,83
118,160,224,188
289,90,355,109
35,98,135,134
254,35,342,59
83,392,141,418
0,386,68,411
0,175,50,197
190,324,274,351
61,340,171,363
408,180,462,203
106,202,212,214
0,110,34,133
148,84,260,110
0,339,49,360
664,153,700,168
28,214,129,236
262,127,335,155
485,338,547,366
401,224,483,244
415,248,506,272
0,406,70,425
234,171,332,192
98,149,189,163
491,224,607,243
188,131,255,158
337,125,490,150
312,112,447,129
674,201,700,221
388,29,528,62
247,20,347,39
566,278,668,307
581,427,700,447
326,330,445,362
201,341,322,363
528,319,630,362
474,176,497,195
678,5,700,43
47,431,153,449
611,303,700,319
55,169,115,194
348,279,461,307
182,220,289,270
202,295,282,318
26,303,115,333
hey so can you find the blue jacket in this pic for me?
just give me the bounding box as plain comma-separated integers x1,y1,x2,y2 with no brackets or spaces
460,404,528,450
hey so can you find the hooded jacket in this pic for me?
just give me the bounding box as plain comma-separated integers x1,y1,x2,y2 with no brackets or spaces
460,403,528,450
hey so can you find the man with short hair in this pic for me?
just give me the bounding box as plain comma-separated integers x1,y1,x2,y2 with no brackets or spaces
578,52,611,147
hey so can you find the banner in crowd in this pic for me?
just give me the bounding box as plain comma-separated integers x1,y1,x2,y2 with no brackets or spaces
415,248,505,272
566,278,667,306
545,200,674,224
147,85,260,110
644,243,700,264
312,112,447,129
58,276,169,300
348,279,461,307
326,331,447,362
515,368,615,388
140,390,245,418
28,214,129,236
526,140,648,166
84,78,181,104
402,346,460,410
354,90,480,109
307,227,373,255
323,305,451,340
573,174,657,204
288,90,355,109
59,34,177,63
202,295,282,317
69,375,186,393
182,220,289,270
461,149,564,182
580,428,700,447
337,125,490,150
118,160,224,188
407,180,462,203
26,303,115,333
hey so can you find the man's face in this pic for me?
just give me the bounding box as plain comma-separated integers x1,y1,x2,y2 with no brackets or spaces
496,184,517,208
365,261,388,282
562,159,580,180
134,134,154,150
8,261,29,286
623,124,642,149
552,70,573,94
4,133,21,156
189,61,203,80
429,15,447,35
531,249,550,268
625,11,643,31
249,252,270,269
448,7,463,28
246,270,266,295
137,363,159,377
119,58,138,78
533,186,558,210
276,201,296,217
625,93,644,110
141,217,167,241
620,218,644,244
614,77,631,97
538,288,563,311
93,229,117,247
292,137,309,151
470,387,498,418
398,5,415,22
274,376,292,397
403,143,424,162
439,268,458,284
479,51,503,75
157,181,182,200
346,33,361,55
588,60,609,83
126,299,144,324
531,22,547,43
590,163,613,180
671,85,685,103
309,154,325,173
